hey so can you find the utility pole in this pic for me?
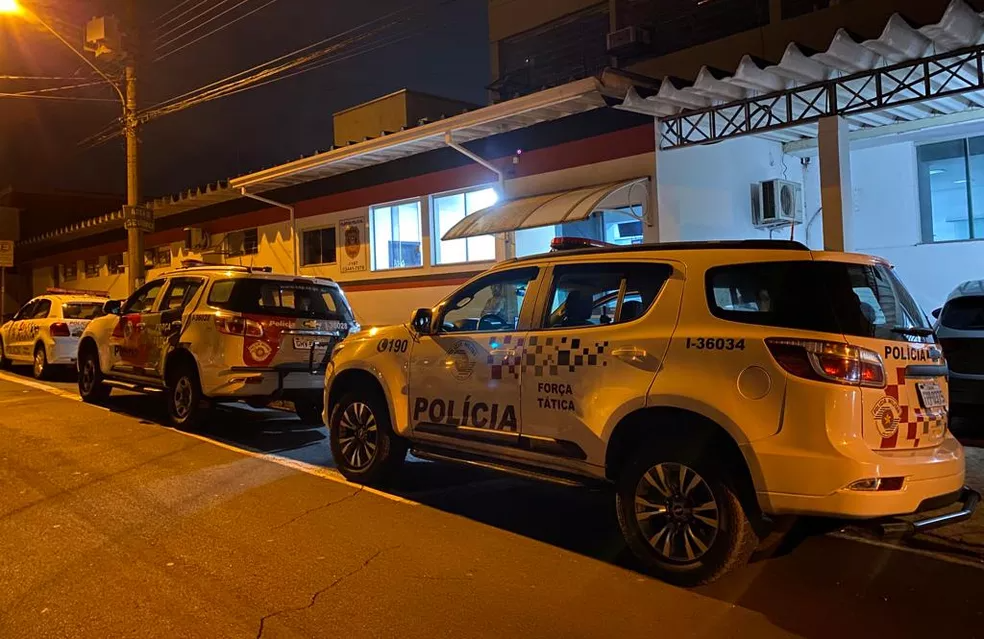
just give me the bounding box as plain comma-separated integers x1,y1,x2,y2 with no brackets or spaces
123,0,145,293
124,60,144,292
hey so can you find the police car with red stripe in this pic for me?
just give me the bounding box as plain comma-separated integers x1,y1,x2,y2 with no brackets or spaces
76,263,357,426
323,237,978,586
0,289,108,379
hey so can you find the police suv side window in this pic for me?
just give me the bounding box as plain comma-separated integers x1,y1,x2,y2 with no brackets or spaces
440,267,539,333
123,281,165,314
543,263,671,329
161,278,204,312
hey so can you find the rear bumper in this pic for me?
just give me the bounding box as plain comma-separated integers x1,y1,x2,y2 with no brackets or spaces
49,338,80,365
206,367,324,398
873,487,980,536
751,433,967,519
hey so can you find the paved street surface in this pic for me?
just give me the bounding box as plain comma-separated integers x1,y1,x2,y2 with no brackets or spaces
1,368,983,639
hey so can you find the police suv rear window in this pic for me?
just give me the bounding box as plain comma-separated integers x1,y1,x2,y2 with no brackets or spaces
940,296,984,330
62,303,104,320
208,279,351,321
707,261,931,341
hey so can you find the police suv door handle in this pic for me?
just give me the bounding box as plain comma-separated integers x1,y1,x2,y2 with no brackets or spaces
612,346,647,361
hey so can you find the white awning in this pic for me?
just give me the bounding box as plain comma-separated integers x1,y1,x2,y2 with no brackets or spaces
442,178,648,241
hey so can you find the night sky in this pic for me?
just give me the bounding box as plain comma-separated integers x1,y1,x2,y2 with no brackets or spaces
0,0,489,198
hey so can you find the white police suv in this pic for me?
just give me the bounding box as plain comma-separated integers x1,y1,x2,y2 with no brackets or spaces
77,264,357,427
0,289,108,379
323,239,977,585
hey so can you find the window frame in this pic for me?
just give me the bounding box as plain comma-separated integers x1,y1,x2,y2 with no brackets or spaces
430,185,499,266
435,266,541,335
534,262,672,331
84,258,101,279
107,254,125,275
369,198,424,272
122,279,166,315
301,226,338,266
31,299,52,319
157,277,206,314
63,262,78,281
917,136,984,244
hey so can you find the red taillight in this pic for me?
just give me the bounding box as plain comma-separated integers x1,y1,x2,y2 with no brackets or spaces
216,316,263,338
50,322,71,337
766,338,885,388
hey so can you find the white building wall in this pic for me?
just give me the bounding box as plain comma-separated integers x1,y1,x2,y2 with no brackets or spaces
847,141,984,313
656,136,819,246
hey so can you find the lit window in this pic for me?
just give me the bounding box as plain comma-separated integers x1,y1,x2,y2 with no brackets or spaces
370,201,422,270
432,187,498,265
303,227,337,266
918,137,984,242
84,259,100,278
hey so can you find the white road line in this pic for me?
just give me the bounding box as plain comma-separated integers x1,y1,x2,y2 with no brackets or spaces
0,371,418,506
830,532,984,571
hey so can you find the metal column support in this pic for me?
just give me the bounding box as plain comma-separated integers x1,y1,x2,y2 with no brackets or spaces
647,120,663,244
818,116,853,252
240,189,297,275
444,131,513,258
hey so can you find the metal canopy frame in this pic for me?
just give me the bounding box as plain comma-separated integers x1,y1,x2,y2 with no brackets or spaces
659,41,984,150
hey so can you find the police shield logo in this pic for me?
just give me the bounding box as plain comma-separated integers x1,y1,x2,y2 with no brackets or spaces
872,396,902,438
446,340,478,381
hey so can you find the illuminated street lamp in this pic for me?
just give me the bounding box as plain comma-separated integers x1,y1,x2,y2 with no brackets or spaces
0,0,146,293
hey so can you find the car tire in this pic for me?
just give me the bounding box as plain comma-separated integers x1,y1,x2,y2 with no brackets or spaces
294,397,325,425
78,347,111,403
33,345,50,380
0,338,9,370
167,363,206,429
615,441,759,587
329,389,406,486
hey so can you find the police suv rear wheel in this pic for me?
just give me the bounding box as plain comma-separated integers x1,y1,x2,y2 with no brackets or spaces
78,348,111,403
33,345,49,380
167,365,205,429
616,443,759,587
329,390,406,485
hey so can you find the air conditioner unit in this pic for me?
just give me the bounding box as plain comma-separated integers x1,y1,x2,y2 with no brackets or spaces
606,26,651,56
183,227,210,253
755,179,804,228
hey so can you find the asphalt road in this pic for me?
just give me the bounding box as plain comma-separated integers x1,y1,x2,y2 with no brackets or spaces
1,368,983,639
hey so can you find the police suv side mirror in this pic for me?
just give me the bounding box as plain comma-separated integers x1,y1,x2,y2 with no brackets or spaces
103,299,123,316
931,307,942,319
411,308,433,335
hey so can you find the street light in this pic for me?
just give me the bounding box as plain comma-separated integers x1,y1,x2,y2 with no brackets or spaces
0,0,145,294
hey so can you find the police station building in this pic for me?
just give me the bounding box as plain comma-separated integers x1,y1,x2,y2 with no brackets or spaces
15,0,984,324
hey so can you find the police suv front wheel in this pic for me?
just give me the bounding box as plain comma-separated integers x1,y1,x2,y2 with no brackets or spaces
616,444,759,587
329,390,406,486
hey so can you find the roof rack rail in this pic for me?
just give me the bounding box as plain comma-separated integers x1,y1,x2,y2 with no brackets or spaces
169,263,275,274
512,239,809,263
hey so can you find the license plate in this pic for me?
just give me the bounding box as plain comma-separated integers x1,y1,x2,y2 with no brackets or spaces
916,381,946,408
293,337,326,351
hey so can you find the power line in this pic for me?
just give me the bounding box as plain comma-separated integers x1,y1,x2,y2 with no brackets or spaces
6,79,109,95
155,0,241,44
0,91,117,102
0,74,91,80
154,0,282,62
154,0,220,33
153,0,200,24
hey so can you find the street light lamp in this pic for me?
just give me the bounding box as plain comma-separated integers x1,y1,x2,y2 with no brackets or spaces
0,0,145,294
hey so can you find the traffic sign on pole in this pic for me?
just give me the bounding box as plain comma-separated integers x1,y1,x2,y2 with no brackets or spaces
0,240,13,268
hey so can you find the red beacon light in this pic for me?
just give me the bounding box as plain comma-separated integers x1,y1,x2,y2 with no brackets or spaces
550,237,617,251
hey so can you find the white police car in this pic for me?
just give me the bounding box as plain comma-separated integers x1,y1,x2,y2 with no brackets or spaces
323,238,977,586
0,289,108,379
